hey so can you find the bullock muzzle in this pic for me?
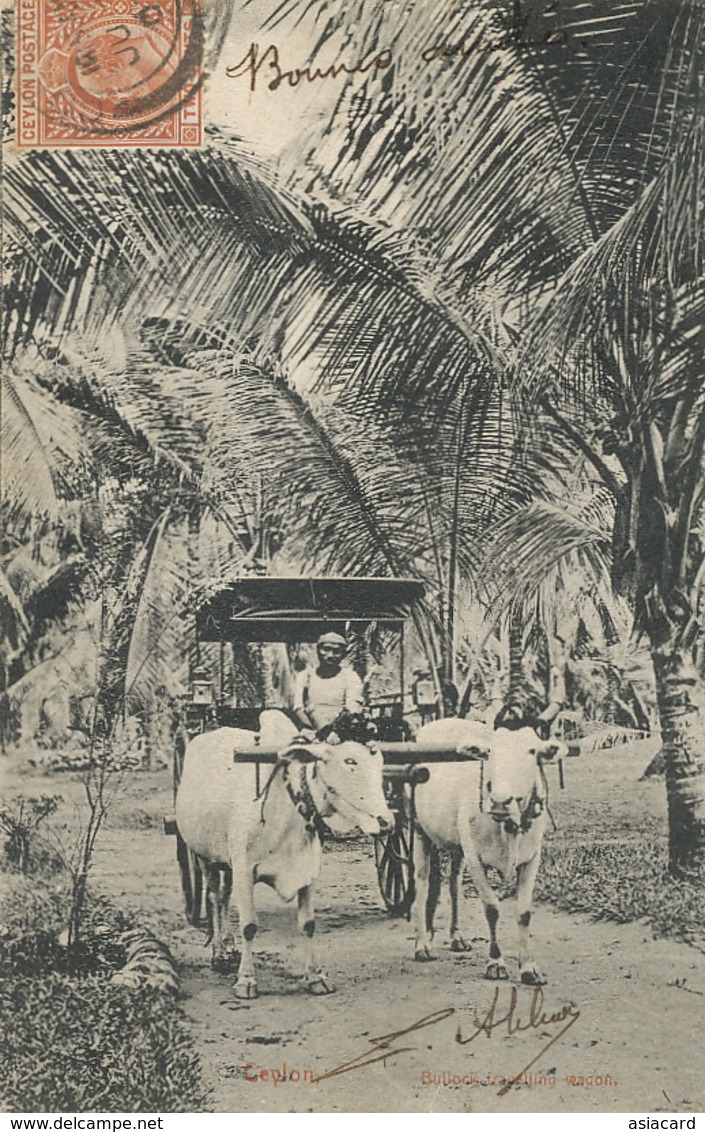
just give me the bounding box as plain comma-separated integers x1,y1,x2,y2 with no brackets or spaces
489,797,519,821
489,795,543,835
491,796,525,833
351,805,394,837
490,805,521,836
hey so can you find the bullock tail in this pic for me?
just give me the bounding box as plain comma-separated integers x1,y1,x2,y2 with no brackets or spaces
425,845,442,936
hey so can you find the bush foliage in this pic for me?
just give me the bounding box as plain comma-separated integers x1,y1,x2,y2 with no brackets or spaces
0,874,207,1112
1,974,206,1112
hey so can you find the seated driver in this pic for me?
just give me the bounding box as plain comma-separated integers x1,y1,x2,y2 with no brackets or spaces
293,632,364,735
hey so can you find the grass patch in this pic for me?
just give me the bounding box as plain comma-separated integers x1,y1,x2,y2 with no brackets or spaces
536,823,705,950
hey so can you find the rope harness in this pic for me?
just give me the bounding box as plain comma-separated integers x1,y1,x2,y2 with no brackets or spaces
284,761,331,842
258,750,385,843
479,759,556,835
256,736,390,848
255,757,330,841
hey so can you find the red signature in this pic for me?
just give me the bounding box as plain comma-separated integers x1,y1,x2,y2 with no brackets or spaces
456,986,581,1097
313,988,580,1095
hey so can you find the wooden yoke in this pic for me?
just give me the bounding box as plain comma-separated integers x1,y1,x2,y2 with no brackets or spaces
231,739,581,765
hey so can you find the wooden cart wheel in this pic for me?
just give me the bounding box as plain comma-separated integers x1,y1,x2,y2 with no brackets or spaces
374,816,415,917
173,730,208,929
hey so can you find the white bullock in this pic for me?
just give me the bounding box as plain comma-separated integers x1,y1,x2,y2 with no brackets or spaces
175,711,393,998
410,717,566,985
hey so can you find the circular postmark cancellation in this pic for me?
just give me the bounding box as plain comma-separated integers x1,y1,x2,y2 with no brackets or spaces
16,0,204,147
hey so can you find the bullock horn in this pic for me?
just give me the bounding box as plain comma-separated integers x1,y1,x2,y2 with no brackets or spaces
538,740,567,761
459,743,490,759
537,701,562,725
285,738,325,763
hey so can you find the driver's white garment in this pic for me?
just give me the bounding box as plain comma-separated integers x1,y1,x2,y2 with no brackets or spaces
294,667,364,731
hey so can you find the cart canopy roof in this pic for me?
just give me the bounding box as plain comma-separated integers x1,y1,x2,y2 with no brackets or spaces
196,576,425,642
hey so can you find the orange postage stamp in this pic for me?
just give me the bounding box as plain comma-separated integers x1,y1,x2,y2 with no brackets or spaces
16,0,202,147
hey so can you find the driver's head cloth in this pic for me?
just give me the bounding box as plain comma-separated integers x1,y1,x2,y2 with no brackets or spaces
317,631,348,650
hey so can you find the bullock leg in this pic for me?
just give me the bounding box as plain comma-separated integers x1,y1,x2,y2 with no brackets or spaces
206,865,226,970
412,830,437,961
207,867,238,972
298,886,334,995
426,845,441,939
516,853,546,986
220,866,238,964
232,870,259,999
449,850,472,953
461,840,508,981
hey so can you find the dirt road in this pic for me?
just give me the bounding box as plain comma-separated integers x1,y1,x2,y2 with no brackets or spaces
5,746,704,1114
88,752,704,1115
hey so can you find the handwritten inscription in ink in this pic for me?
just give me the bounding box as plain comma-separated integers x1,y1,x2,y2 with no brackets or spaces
226,16,567,93
312,989,580,1095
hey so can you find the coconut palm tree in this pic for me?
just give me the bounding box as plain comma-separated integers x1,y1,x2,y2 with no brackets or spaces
249,0,704,872
514,132,704,875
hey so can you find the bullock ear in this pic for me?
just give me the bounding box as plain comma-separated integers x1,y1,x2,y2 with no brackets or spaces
459,743,490,760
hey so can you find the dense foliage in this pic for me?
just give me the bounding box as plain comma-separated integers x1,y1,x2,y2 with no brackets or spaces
0,873,207,1112
1,973,207,1112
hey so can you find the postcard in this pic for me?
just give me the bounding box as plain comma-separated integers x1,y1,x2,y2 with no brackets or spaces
2,0,704,1118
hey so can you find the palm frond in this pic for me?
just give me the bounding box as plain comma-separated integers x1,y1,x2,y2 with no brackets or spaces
482,494,615,615
0,566,30,658
1,365,85,524
3,136,310,359
516,119,703,412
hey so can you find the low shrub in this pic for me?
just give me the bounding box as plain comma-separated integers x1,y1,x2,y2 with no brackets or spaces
0,794,64,875
0,870,70,943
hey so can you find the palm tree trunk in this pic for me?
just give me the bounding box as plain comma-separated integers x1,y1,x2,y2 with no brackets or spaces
651,646,705,877
444,406,466,689
508,600,524,701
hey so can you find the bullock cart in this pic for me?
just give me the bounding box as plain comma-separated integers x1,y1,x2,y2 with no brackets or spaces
168,576,435,925
167,576,576,928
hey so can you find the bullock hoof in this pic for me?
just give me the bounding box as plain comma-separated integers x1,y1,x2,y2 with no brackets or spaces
484,961,509,981
450,936,472,953
305,971,334,995
211,951,240,973
235,977,258,999
520,967,546,986
414,947,437,963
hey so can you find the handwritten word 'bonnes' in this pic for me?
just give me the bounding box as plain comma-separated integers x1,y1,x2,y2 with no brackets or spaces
226,43,392,92
226,27,566,93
